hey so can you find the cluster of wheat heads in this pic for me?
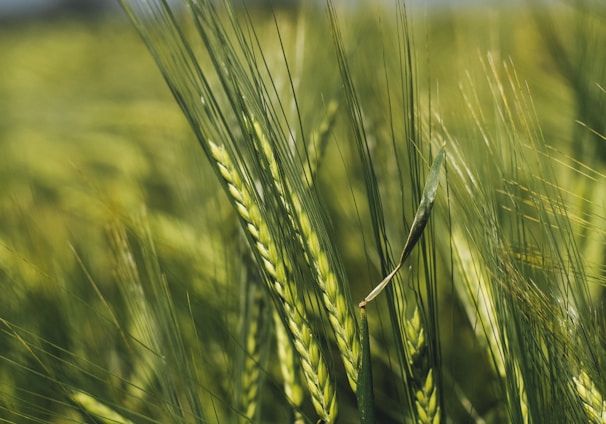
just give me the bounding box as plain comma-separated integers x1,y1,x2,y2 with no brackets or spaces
442,46,606,421
2,0,606,422
114,0,448,421
119,1,606,422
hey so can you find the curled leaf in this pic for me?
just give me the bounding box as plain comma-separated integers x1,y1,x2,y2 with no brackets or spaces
360,146,445,307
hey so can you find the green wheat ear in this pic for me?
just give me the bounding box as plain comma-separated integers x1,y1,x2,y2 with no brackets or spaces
249,118,361,392
274,309,305,423
108,222,162,406
70,391,134,424
406,308,440,424
573,370,606,423
303,100,339,187
236,279,269,423
208,140,338,423
451,229,529,422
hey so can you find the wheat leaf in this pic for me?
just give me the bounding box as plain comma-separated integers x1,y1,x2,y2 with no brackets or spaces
360,146,445,307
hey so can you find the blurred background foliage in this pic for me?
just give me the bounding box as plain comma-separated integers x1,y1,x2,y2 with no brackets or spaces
0,1,605,422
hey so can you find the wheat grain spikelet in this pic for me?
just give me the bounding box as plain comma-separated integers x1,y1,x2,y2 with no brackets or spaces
406,308,440,424
573,370,606,423
415,369,439,424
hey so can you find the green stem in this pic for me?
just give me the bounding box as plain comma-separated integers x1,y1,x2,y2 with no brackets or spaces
357,307,375,424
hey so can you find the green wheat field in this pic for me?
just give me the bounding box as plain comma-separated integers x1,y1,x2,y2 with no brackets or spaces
1,0,605,422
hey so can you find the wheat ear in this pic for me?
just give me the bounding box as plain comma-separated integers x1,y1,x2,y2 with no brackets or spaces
251,120,360,391
237,283,267,423
452,231,529,422
70,391,134,424
303,100,339,187
274,309,305,423
405,308,440,424
573,370,606,423
209,141,337,423
108,224,162,405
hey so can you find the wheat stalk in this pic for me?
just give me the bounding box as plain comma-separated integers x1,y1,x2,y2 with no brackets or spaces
209,140,338,423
